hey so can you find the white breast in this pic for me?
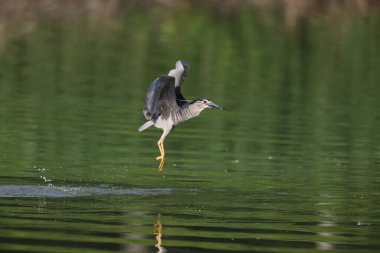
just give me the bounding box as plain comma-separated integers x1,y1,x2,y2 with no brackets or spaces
154,115,174,130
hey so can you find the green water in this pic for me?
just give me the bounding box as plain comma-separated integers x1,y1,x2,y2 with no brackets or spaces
1,7,380,253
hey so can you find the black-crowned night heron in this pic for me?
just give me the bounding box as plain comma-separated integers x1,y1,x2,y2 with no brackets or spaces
138,60,222,171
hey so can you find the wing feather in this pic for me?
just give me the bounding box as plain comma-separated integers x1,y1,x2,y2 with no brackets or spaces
143,75,177,121
168,60,190,106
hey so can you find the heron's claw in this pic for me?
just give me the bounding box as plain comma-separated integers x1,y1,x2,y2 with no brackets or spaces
158,159,165,172
156,156,162,161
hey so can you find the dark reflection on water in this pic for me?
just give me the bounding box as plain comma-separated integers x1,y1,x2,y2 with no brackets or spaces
1,4,380,253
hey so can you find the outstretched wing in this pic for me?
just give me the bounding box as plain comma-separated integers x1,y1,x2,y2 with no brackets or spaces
168,60,190,106
143,75,178,121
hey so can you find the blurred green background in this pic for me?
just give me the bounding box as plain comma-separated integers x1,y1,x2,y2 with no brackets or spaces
1,0,379,171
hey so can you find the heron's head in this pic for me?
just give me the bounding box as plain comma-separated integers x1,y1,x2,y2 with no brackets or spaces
191,98,221,110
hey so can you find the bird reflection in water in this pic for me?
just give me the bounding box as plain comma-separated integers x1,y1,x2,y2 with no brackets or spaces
154,214,167,253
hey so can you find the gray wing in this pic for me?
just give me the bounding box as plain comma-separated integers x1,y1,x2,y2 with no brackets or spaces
168,60,190,106
177,60,190,86
143,75,178,121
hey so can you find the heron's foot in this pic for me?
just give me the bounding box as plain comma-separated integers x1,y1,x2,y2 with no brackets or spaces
156,156,163,161
158,159,165,172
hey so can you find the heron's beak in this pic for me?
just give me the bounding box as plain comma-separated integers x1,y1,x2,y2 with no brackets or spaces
208,102,222,110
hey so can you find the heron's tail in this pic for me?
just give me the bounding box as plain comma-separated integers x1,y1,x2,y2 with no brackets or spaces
138,121,154,132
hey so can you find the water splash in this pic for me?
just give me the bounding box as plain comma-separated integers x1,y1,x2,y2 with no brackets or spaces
0,185,173,198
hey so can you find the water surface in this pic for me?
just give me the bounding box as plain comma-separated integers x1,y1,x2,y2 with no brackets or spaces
1,6,380,253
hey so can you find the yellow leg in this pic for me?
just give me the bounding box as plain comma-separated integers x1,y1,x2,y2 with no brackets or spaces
156,140,163,161
156,140,165,172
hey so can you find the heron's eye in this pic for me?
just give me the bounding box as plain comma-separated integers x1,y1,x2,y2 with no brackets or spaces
202,100,207,104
